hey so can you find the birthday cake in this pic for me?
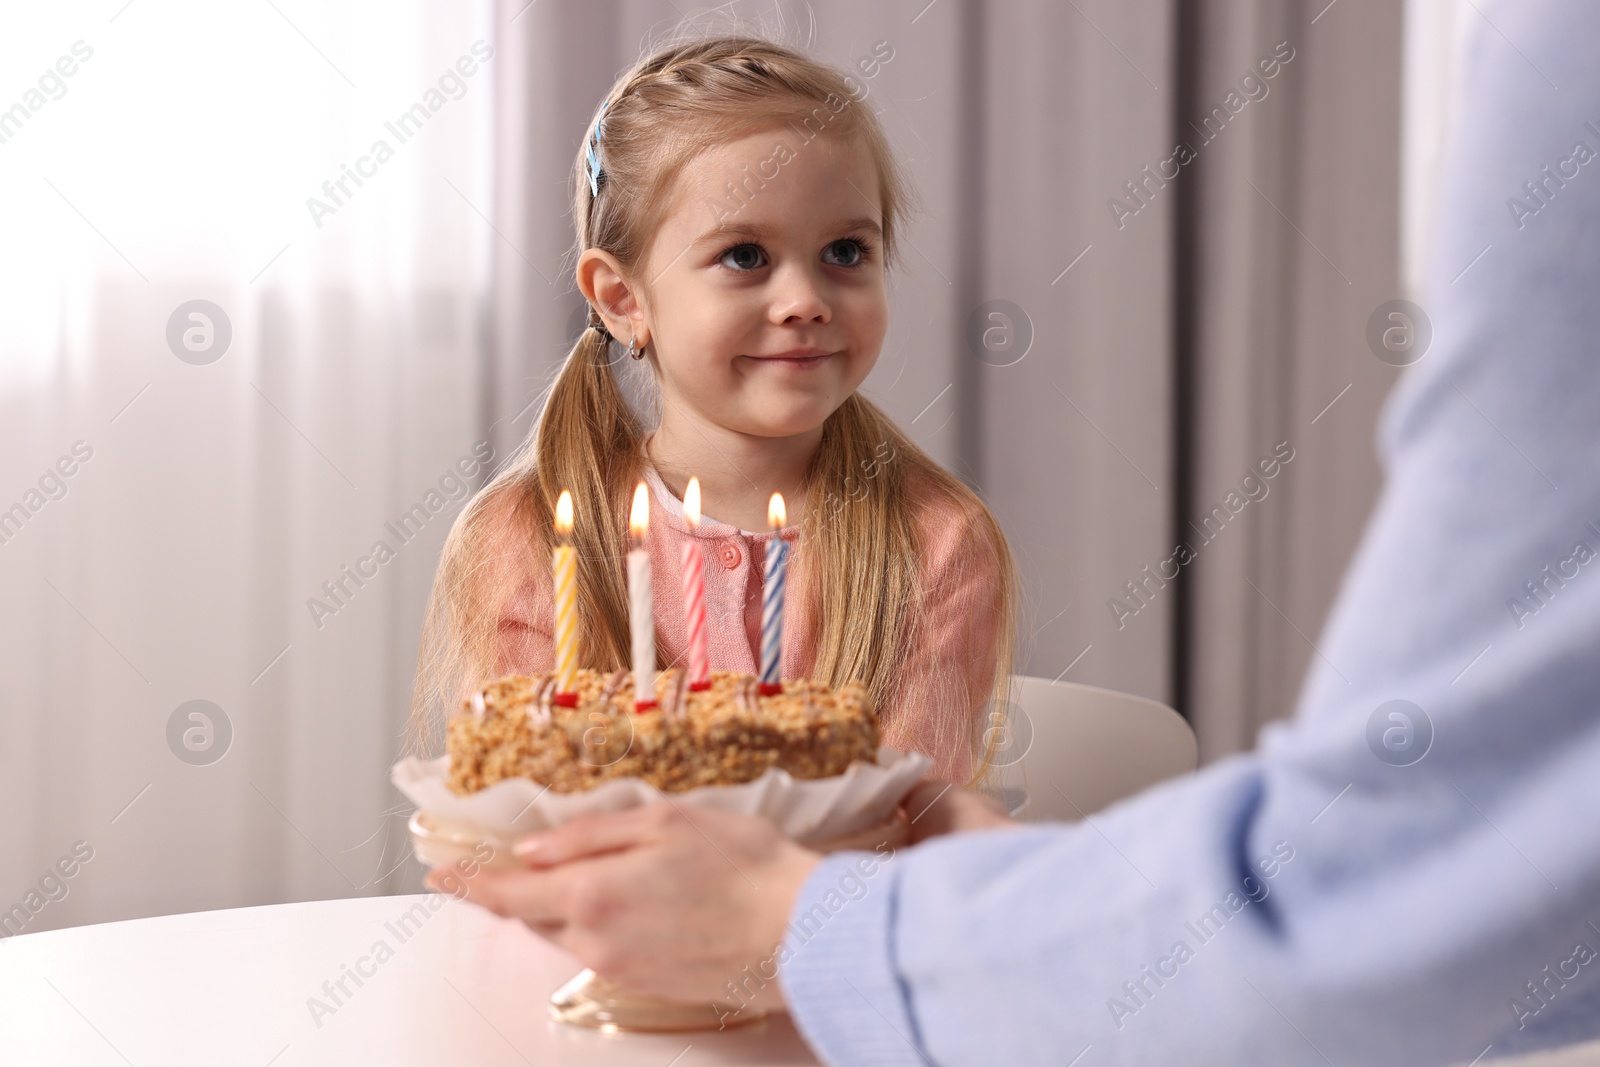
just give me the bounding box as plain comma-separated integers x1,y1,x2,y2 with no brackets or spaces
446,668,879,795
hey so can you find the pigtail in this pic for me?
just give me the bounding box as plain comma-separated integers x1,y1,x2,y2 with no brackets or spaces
404,328,644,758
803,394,1019,788
801,395,918,704
532,328,643,673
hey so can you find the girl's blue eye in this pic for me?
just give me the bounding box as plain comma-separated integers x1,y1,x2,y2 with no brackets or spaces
822,238,868,267
720,243,766,271
717,237,875,272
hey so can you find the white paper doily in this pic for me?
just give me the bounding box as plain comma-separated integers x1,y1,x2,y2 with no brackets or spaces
391,745,931,848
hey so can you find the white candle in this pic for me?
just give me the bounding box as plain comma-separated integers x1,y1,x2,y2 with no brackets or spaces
628,481,657,711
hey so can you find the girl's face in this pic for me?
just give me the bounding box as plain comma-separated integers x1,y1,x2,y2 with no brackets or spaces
635,128,889,440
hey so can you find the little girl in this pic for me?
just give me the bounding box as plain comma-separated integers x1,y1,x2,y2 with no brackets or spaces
408,35,1018,786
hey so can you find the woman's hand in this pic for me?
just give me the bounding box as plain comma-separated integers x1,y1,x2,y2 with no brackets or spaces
904,779,1018,845
425,802,821,1008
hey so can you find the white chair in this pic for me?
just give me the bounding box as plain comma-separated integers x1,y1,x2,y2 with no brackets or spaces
988,674,1198,823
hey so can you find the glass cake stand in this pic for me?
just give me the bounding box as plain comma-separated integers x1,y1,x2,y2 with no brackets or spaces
410,805,912,1033
547,806,911,1032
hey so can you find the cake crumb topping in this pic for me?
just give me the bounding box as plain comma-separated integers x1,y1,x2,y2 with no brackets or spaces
446,668,879,795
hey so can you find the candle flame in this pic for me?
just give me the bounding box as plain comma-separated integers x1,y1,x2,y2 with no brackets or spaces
684,477,701,527
630,481,649,538
768,491,786,528
555,489,573,534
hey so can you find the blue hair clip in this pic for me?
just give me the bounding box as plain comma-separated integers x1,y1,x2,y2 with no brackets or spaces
585,101,609,198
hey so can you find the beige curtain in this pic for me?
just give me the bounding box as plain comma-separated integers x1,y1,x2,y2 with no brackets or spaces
1177,0,1401,761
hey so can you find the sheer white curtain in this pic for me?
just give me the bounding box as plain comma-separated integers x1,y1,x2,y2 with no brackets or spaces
0,0,493,931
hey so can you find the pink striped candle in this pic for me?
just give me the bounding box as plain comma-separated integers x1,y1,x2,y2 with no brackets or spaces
681,477,711,691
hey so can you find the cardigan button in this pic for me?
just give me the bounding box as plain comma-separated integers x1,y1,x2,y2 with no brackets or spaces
719,542,742,570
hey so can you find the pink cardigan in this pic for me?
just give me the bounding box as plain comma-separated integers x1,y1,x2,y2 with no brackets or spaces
479,465,1005,783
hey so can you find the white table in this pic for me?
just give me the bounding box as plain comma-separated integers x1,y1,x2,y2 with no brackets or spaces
0,894,821,1066
13,894,1600,1066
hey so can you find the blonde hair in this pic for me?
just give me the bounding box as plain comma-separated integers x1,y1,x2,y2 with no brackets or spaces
406,34,1018,785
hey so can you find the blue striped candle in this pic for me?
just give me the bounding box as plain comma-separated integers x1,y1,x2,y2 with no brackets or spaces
759,492,787,693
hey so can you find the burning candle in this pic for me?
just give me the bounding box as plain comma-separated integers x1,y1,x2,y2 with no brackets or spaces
628,481,657,712
551,490,579,707
682,477,711,692
759,491,787,695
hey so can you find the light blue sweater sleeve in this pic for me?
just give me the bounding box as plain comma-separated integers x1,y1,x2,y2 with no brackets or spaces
780,3,1600,1064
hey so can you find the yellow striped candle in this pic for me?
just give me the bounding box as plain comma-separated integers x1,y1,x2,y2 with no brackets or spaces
552,490,579,704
